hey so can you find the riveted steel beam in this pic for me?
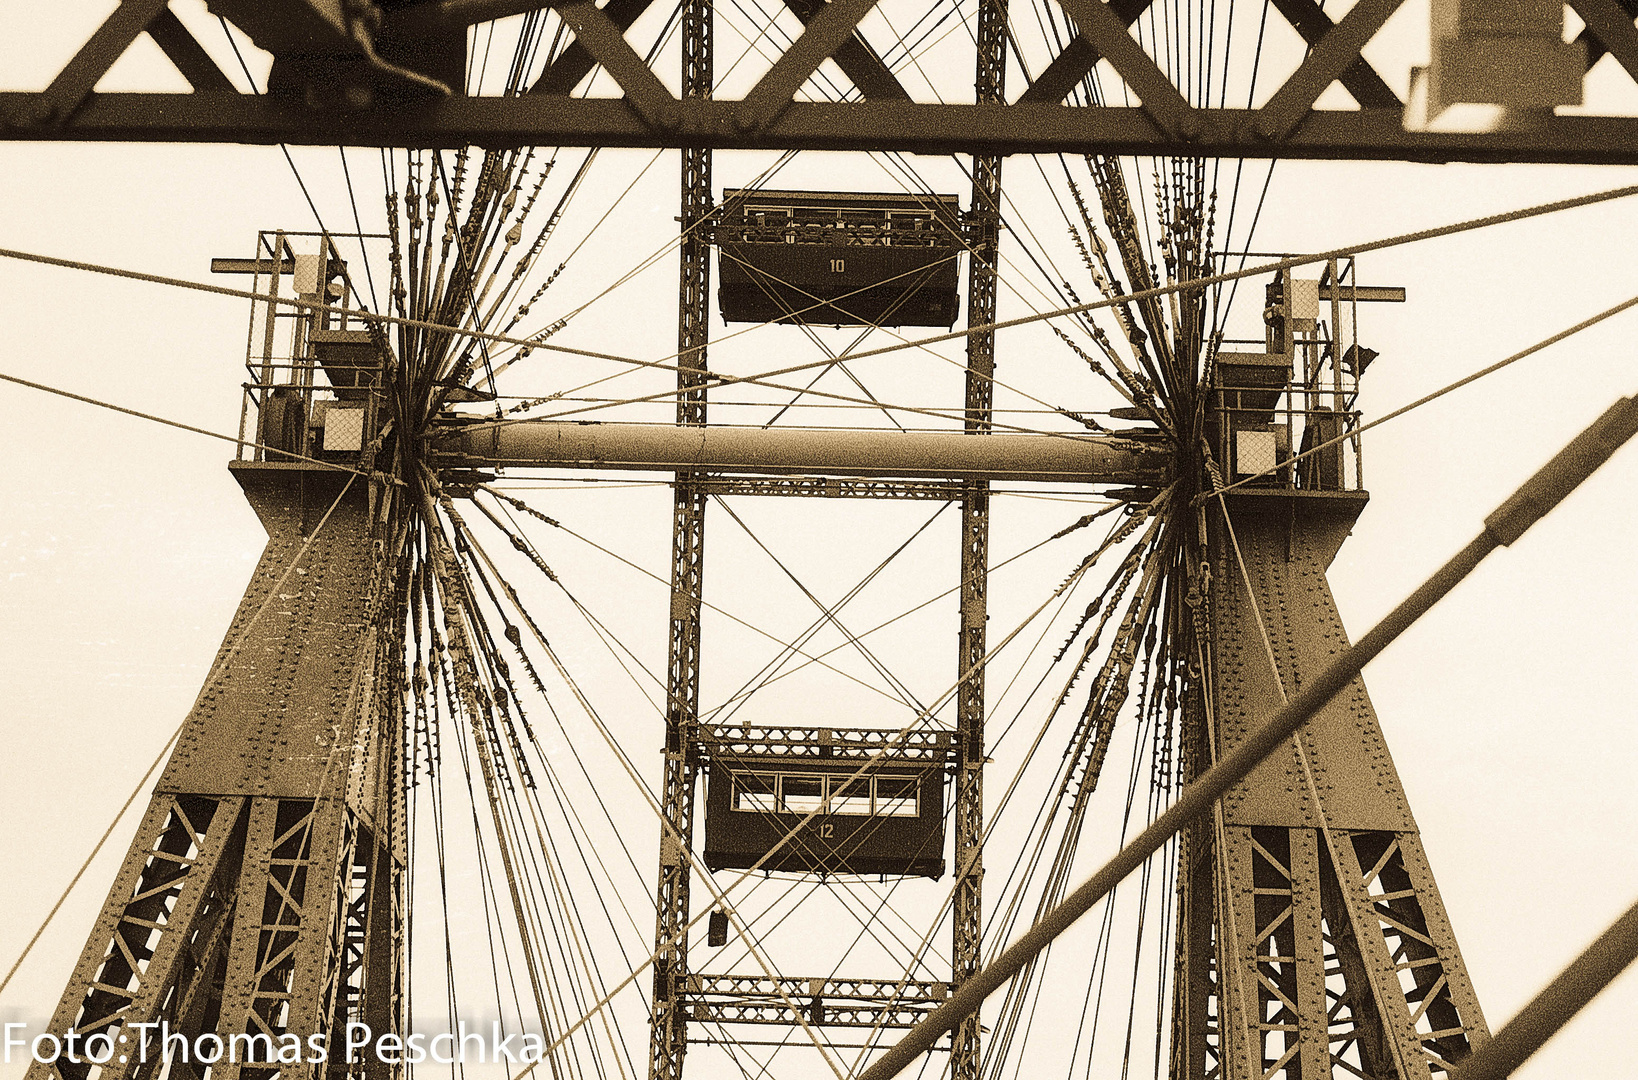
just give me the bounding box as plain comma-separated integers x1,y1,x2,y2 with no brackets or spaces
19,95,1638,164
648,3,713,1074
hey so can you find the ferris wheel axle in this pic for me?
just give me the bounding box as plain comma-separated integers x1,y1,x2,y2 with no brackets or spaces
436,419,1170,485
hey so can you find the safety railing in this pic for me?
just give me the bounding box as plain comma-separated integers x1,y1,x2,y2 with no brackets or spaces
237,367,385,465
1209,384,1364,493
228,230,386,466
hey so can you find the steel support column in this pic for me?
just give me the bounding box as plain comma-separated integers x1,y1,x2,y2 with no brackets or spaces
951,2,1006,1073
648,0,711,1073
1170,674,1221,1080
1195,491,1489,1079
27,467,404,1080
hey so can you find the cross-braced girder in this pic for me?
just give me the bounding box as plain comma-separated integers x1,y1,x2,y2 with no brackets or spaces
30,793,245,1080
950,0,1005,1071
28,470,406,1080
681,975,949,1029
1188,494,1489,1080
648,0,712,1071
14,0,1638,164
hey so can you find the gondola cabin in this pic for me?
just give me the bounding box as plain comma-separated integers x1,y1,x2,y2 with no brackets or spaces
701,725,952,879
716,190,963,327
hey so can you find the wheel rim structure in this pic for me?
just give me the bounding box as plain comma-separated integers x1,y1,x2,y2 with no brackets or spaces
2,6,1638,1080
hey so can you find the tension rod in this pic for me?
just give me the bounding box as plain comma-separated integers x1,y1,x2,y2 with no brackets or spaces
1448,895,1638,1080
856,390,1638,1080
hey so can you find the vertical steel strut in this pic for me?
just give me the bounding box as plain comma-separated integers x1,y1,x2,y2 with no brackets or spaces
951,0,1006,1074
648,0,712,1073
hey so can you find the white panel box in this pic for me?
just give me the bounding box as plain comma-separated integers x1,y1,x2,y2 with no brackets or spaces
323,406,365,452
1289,278,1319,329
1235,428,1278,477
293,253,322,295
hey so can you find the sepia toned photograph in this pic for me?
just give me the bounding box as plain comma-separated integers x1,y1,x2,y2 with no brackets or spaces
2,5,1636,1080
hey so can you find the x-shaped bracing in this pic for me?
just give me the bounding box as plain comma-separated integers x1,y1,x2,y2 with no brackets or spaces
13,0,1638,162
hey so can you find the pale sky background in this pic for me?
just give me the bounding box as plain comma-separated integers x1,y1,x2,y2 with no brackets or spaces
2,4,1638,1079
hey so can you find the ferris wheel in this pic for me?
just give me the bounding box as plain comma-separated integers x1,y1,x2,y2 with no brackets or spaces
2,5,1638,1080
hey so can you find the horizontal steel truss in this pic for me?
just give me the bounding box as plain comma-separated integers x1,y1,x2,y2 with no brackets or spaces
698,723,953,761
682,975,949,1028
692,476,967,500
12,94,1638,164
441,420,1166,484
14,0,1638,163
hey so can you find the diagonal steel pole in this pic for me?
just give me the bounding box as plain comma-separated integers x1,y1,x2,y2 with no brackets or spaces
1448,894,1638,1080
856,390,1638,1080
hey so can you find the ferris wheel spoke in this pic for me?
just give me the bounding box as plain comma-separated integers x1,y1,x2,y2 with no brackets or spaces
510,793,646,1080
482,148,602,336
713,876,927,987
482,152,819,390
758,356,908,432
983,536,1165,918
455,503,660,736
711,506,1122,716
703,500,953,727
726,538,1178,1076
483,148,672,345
446,541,857,1080
442,506,664,803
496,355,1121,440
867,151,1151,431
708,259,935,431
715,0,852,102
982,540,1143,796
710,495,933,714
7,176,1632,410
961,501,1179,1070
458,3,871,392
422,503,583,1061
502,712,664,1025
486,488,950,711
707,885,946,1077
528,750,656,960
419,492,633,1076
562,531,1153,1064
455,496,970,1051
395,55,685,385
487,58,1146,435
